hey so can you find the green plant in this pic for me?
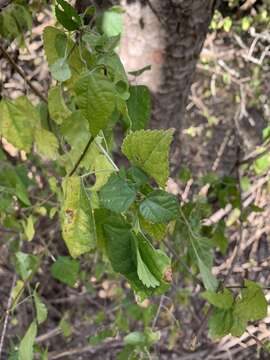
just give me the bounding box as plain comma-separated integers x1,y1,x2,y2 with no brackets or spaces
0,1,269,358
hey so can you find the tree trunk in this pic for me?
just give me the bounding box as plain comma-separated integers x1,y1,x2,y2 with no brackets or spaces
120,0,215,173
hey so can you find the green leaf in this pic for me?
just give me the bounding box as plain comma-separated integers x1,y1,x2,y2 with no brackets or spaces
97,53,128,84
103,216,171,298
0,97,38,152
202,289,234,309
122,129,174,187
99,173,137,213
12,5,32,32
49,58,71,82
139,216,167,242
178,166,192,183
74,72,116,136
59,317,72,337
15,252,39,281
91,154,115,191
198,257,218,292
34,128,59,160
137,232,172,285
18,321,37,360
0,9,20,40
88,328,115,345
136,245,160,288
23,215,35,242
11,280,24,311
102,7,123,37
139,190,179,224
127,85,151,130
48,86,71,124
124,328,160,347
231,280,267,336
189,234,218,291
0,164,31,206
43,26,87,85
127,166,149,188
208,308,233,339
128,65,151,77
51,256,80,287
212,221,228,255
253,154,270,175
124,331,146,346
103,216,137,276
34,291,48,325
55,0,81,31
62,176,96,258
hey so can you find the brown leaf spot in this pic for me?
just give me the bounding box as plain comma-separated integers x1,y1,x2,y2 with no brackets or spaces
163,267,173,283
65,208,74,223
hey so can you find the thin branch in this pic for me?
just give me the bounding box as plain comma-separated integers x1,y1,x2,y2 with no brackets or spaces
226,285,270,290
152,295,165,329
48,340,123,360
239,0,257,12
239,142,270,166
68,136,94,177
0,274,16,360
0,43,47,103
0,226,19,234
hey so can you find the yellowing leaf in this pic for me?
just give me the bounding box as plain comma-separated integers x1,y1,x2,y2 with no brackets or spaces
23,215,35,242
91,154,115,191
62,176,96,258
48,86,72,125
122,129,174,187
34,128,59,160
0,97,38,152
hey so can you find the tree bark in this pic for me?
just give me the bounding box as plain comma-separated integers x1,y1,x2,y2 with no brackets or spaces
121,0,215,173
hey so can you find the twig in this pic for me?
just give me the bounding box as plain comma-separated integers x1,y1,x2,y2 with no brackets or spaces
68,136,94,177
48,340,123,359
36,327,62,344
152,295,165,329
0,226,19,234
239,142,270,166
0,274,16,360
0,43,47,103
203,172,269,226
212,129,233,172
239,0,257,12
226,285,270,290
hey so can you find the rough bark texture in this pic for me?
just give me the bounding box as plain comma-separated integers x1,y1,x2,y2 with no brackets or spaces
151,0,215,173
120,0,215,172
76,0,215,172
